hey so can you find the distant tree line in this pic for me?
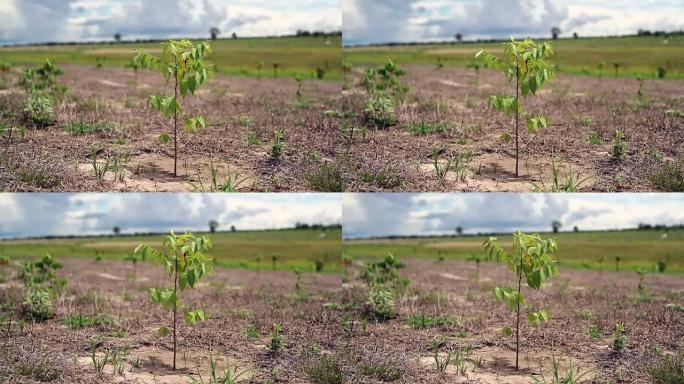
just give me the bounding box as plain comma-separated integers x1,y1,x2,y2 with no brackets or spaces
2,30,342,48
346,29,684,48
347,223,684,241
0,223,342,242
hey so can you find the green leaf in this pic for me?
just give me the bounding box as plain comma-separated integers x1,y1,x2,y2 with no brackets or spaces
492,286,523,311
527,309,549,325
185,309,205,325
500,133,512,143
502,326,513,336
159,133,171,143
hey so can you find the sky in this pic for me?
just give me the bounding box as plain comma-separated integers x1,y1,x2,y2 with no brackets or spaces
342,193,684,238
343,0,684,45
0,0,342,45
0,193,342,239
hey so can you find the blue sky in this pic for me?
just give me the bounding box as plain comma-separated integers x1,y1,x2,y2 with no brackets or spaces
343,0,684,45
0,0,342,45
0,193,341,239
343,193,684,238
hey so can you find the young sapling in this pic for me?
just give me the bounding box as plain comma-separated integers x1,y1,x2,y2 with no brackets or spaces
476,39,555,177
484,232,559,370
133,40,214,177
134,231,214,370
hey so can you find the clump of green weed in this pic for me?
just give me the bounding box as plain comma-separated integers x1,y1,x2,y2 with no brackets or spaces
650,159,684,192
64,121,118,135
360,360,403,381
305,355,345,384
306,162,344,192
406,121,453,136
648,350,684,384
406,313,457,329
587,132,602,145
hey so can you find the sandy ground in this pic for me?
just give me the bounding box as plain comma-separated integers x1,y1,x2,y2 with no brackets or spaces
342,65,683,191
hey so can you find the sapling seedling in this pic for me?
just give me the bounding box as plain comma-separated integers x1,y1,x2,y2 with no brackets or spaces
133,40,214,177
476,38,555,177
134,231,214,370
484,232,559,370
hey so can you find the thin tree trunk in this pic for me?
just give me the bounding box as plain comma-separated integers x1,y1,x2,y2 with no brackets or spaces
173,63,179,177
515,62,520,177
515,257,523,370
173,256,178,370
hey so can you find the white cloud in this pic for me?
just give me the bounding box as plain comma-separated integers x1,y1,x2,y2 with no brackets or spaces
343,193,684,238
0,0,341,45
343,0,684,45
0,193,341,239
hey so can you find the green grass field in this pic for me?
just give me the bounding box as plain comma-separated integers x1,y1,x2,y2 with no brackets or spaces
0,228,342,273
0,35,342,80
343,229,684,273
344,35,684,79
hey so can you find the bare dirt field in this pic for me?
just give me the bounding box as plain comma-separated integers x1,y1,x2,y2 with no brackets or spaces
339,258,683,383
0,259,345,383
341,65,683,192
0,65,342,192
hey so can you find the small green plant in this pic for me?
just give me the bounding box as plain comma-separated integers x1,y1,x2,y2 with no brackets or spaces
91,147,110,184
597,61,605,80
270,130,287,159
134,232,214,370
405,121,453,136
532,355,590,384
364,94,396,128
306,162,344,192
588,325,602,340
612,130,628,160
246,324,260,339
650,159,684,192
64,121,118,135
360,360,402,381
406,313,457,329
133,40,213,177
587,131,602,145
362,253,408,321
484,232,559,370
19,254,65,321
268,323,285,353
579,116,593,126
190,160,249,192
362,60,408,102
432,147,451,185
305,355,345,384
432,339,451,374
189,352,249,384
611,323,628,351
63,314,116,329
246,131,260,146
90,340,109,379
648,349,684,384
531,158,590,192
23,94,55,127
477,39,555,177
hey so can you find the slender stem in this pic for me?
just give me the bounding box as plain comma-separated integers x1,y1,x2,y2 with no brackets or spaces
515,62,520,177
173,254,178,370
173,62,179,177
515,256,523,370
